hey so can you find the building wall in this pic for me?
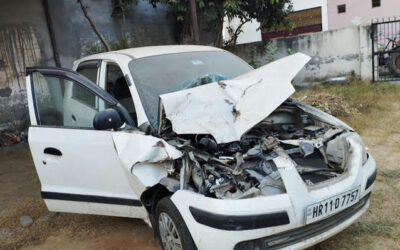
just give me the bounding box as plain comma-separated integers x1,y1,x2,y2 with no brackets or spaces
47,0,177,68
230,25,372,83
328,0,400,30
0,0,178,131
0,0,54,130
291,0,328,31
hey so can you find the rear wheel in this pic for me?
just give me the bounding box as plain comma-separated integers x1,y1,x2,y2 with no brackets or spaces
389,50,400,75
156,197,196,250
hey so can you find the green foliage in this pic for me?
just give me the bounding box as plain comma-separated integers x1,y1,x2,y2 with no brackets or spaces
249,41,278,68
264,41,278,63
88,45,104,54
112,0,139,15
223,0,293,45
110,38,134,50
148,0,292,46
88,38,134,54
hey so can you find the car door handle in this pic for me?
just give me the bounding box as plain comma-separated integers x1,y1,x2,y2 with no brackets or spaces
44,147,62,156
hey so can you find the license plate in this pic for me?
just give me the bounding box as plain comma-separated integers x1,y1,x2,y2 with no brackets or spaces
306,186,361,224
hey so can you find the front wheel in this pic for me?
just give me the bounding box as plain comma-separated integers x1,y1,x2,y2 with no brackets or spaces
156,197,196,250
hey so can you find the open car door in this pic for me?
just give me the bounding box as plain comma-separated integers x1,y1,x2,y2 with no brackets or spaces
25,67,147,219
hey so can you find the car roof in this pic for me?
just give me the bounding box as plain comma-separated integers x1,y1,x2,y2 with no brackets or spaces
83,45,224,60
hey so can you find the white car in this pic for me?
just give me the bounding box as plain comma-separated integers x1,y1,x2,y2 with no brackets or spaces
25,45,376,250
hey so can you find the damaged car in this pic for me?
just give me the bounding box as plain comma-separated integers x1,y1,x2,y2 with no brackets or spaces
25,45,377,250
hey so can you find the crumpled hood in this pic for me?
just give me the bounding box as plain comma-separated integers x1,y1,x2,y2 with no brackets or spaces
159,53,311,144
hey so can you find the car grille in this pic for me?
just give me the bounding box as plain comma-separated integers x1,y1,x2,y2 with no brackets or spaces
234,193,370,250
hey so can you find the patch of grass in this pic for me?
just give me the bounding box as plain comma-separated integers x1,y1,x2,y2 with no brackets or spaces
346,220,395,238
379,169,400,179
294,81,400,113
293,81,400,133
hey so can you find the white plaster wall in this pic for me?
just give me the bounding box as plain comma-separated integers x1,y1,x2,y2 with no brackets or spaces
231,25,372,82
290,0,328,31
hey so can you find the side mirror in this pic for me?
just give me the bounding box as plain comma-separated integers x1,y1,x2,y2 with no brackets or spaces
93,109,124,130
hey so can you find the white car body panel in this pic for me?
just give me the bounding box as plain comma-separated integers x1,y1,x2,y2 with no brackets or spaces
160,53,311,143
25,46,377,250
112,131,182,168
28,127,148,218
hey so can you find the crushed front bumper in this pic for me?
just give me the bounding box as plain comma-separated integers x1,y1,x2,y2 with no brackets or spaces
170,151,376,250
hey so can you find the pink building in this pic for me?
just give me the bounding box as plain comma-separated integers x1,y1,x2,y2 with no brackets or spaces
328,0,400,30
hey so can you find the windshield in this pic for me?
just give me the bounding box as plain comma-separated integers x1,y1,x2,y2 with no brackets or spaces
129,51,253,129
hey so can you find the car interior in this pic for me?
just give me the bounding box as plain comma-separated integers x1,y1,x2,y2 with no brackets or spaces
75,62,138,126
105,64,137,125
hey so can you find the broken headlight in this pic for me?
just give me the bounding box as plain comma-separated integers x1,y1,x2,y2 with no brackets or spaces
353,133,369,165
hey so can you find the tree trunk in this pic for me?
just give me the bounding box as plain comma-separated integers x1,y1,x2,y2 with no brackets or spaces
189,0,200,44
77,0,111,51
42,0,61,67
231,20,249,46
118,0,126,40
214,17,224,47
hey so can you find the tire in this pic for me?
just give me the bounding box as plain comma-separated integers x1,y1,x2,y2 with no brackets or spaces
155,197,196,250
389,50,400,75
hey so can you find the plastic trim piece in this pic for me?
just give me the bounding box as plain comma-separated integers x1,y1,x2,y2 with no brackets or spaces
365,168,377,190
189,206,290,231
41,191,142,206
76,60,101,70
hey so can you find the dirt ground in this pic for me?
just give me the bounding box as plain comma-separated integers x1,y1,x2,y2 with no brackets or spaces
0,146,161,250
1,83,400,250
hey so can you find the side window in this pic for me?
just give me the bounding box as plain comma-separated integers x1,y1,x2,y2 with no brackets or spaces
76,61,99,84
75,61,100,108
32,72,111,128
105,63,137,124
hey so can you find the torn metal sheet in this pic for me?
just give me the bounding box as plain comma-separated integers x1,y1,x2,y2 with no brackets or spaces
112,131,183,170
131,163,168,187
159,53,311,144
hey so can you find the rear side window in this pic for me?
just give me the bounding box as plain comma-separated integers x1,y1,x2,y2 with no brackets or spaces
76,66,98,83
76,60,100,84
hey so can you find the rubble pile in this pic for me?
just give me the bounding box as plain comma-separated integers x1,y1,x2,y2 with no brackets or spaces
0,129,26,147
299,93,359,117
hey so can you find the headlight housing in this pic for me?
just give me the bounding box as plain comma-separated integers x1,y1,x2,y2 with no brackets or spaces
353,133,368,165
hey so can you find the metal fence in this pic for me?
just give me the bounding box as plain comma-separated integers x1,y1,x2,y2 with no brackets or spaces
371,17,400,82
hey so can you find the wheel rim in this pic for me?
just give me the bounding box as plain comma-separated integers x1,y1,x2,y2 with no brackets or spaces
158,212,183,250
395,55,400,70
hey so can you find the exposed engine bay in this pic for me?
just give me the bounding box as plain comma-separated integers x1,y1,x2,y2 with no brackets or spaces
160,99,351,200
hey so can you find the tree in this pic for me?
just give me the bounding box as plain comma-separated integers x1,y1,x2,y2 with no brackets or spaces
112,0,139,41
218,0,293,46
148,0,292,47
77,0,111,51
